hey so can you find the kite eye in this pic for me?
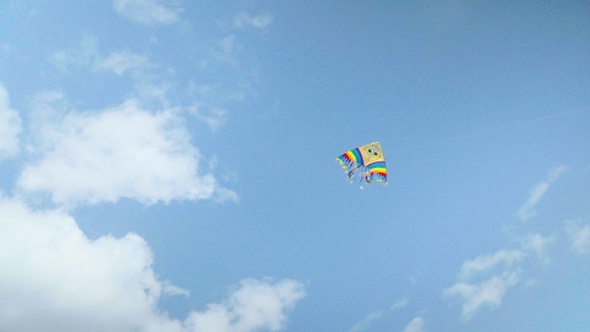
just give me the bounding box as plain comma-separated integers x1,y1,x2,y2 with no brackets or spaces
368,148,373,153
373,151,379,156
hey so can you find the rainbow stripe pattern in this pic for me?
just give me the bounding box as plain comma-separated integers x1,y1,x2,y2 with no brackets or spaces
365,161,387,184
337,148,364,169
336,142,388,188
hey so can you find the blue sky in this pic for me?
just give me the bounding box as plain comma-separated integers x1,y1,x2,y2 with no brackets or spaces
1,1,590,331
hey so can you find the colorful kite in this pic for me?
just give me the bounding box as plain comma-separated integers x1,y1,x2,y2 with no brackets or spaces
336,142,388,189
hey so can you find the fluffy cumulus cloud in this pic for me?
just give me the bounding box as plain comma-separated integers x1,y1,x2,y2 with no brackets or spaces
564,219,590,255
18,96,236,206
0,197,179,331
185,278,306,331
113,0,182,25
0,197,305,332
0,83,21,160
517,166,567,221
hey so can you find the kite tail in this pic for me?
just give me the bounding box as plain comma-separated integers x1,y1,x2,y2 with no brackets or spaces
336,154,360,183
337,157,388,187
366,162,388,185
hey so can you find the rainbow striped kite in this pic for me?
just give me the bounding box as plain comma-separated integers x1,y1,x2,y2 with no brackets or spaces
336,142,388,189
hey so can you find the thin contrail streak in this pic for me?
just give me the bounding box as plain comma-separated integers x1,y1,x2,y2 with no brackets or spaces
393,106,590,152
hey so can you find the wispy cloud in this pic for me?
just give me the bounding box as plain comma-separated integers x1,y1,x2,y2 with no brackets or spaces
445,166,572,320
564,219,590,255
444,271,520,320
134,81,174,108
50,36,152,79
349,298,415,332
50,35,99,72
0,83,21,160
392,298,409,309
348,298,413,332
402,317,425,332
19,95,236,207
445,231,554,320
162,281,190,297
196,34,248,75
113,0,182,25
234,12,274,30
95,50,151,76
0,197,304,331
209,35,238,65
349,310,384,332
458,249,524,280
187,103,228,130
185,82,246,130
520,233,554,262
517,166,567,221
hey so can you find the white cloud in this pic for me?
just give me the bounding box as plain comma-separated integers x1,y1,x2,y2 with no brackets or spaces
188,103,228,130
135,82,173,108
564,219,590,255
458,250,524,280
217,35,237,63
113,0,182,25
521,233,554,261
348,298,412,332
392,298,409,309
184,278,306,332
517,166,567,221
349,310,383,332
50,35,99,72
234,12,274,29
0,83,21,160
196,35,242,69
19,96,236,206
50,36,152,80
25,91,71,152
402,317,425,332
163,281,190,297
445,232,555,320
0,197,180,331
95,50,151,76
0,197,305,331
447,232,555,319
185,82,247,130
445,167,573,321
444,271,520,320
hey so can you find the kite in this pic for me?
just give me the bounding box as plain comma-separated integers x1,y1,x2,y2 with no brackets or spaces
336,142,387,189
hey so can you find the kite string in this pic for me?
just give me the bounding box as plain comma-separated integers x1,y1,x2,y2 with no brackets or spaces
393,105,590,152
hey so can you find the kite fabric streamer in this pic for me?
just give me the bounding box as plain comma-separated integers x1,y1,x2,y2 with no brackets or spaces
336,142,388,189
